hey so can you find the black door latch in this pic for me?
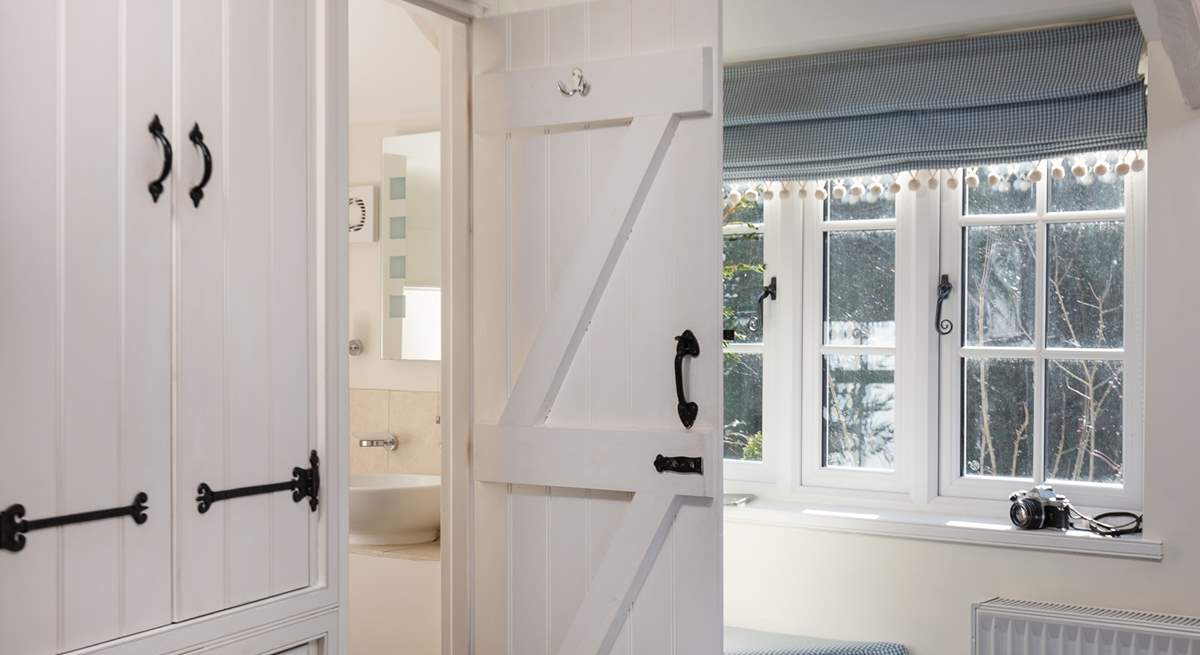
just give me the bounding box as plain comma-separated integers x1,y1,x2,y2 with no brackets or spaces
654,454,703,475
196,450,320,514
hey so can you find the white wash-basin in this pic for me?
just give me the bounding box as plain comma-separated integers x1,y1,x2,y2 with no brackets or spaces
350,474,440,545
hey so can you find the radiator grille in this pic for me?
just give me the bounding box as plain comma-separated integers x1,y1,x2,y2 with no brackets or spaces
974,598,1200,655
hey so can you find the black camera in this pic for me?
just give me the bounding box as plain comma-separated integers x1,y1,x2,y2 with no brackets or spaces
1008,485,1071,530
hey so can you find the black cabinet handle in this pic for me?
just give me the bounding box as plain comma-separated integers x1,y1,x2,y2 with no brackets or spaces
196,451,320,514
674,330,700,429
936,274,954,335
147,115,172,203
2,493,149,553
188,123,213,208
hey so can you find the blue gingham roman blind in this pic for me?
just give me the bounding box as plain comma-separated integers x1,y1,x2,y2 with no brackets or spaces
723,19,1146,181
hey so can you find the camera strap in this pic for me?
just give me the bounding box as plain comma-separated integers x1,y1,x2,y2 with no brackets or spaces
1069,507,1143,537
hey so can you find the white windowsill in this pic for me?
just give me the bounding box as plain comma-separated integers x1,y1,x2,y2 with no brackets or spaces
723,499,1163,561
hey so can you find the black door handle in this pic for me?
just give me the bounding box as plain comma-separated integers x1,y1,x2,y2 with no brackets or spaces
188,123,213,208
674,330,700,429
936,274,954,335
147,115,172,203
2,493,149,553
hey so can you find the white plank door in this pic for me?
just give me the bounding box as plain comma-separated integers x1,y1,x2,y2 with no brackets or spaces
470,1,723,654
0,0,173,652
175,0,316,620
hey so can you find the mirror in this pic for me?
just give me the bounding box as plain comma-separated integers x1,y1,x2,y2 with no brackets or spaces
379,131,441,360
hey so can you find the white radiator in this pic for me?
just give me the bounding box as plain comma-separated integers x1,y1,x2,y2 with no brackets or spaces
974,598,1200,655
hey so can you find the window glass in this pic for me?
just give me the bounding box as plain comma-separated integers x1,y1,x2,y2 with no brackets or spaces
823,354,896,470
1045,359,1123,483
724,352,763,461
964,161,1037,215
962,358,1035,478
824,230,896,346
964,225,1036,347
1049,153,1125,213
827,175,898,221
724,233,765,344
1046,221,1124,348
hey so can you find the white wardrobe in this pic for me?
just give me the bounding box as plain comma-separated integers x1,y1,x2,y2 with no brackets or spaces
0,1,334,654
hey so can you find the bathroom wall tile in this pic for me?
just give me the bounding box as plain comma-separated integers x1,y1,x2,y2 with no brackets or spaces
386,390,441,475
350,388,390,474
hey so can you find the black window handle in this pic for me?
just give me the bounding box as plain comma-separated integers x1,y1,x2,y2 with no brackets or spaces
188,123,213,208
2,493,149,553
936,274,954,335
674,330,700,429
757,276,777,322
147,115,172,203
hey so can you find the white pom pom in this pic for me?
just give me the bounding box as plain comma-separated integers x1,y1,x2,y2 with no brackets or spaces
888,181,902,194
813,187,827,201
832,185,847,199
946,176,959,190
1027,169,1043,183
1014,179,1030,192
849,183,865,198
1131,156,1145,172
847,195,860,205
1051,165,1065,180
908,177,921,191
1093,161,1109,177
1078,174,1095,186
927,177,939,190
1071,163,1087,178
987,172,1001,187
965,173,979,188
745,189,758,202
797,186,808,198
1115,161,1131,176
728,191,741,205
778,187,790,198
763,189,774,200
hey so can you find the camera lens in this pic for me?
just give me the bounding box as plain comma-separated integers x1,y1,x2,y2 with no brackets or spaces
1010,497,1044,530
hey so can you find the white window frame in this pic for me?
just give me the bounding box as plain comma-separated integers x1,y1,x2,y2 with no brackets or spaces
937,163,1145,511
724,158,1145,517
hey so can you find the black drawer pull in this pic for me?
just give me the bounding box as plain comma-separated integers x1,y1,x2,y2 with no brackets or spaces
196,450,320,514
2,493,149,553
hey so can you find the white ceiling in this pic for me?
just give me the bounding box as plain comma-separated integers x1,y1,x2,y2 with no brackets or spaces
349,0,443,126
724,0,1135,63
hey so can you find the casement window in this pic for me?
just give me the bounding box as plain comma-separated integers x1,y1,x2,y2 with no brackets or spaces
722,151,1145,512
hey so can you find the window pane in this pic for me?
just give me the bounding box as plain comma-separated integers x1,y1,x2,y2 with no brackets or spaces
824,230,895,346
964,225,1036,347
963,358,1034,478
827,175,898,221
823,354,895,470
724,352,763,461
723,184,764,226
1049,153,1125,213
723,233,765,344
964,161,1038,215
1046,359,1123,484
1046,221,1124,349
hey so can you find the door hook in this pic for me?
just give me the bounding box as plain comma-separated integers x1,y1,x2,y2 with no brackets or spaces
556,67,590,97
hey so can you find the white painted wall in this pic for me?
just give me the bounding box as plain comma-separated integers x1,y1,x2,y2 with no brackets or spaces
724,0,1132,62
724,40,1200,655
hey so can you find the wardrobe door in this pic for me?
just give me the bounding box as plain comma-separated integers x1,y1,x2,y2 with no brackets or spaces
0,1,173,653
175,0,316,620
